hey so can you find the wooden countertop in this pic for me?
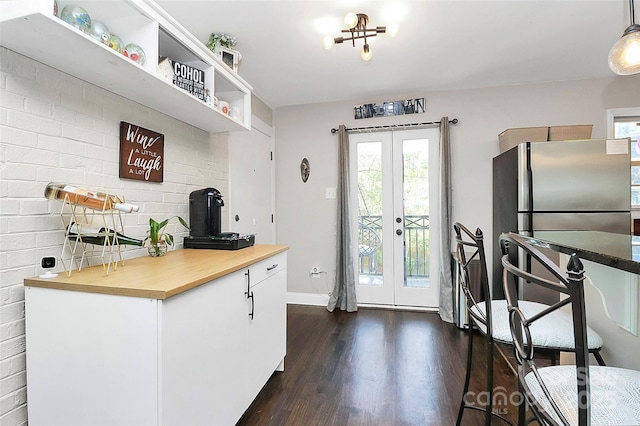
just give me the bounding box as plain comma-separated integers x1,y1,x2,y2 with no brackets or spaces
23,244,289,299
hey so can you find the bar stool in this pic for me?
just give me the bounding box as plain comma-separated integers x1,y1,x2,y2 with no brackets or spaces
500,232,640,425
453,223,606,426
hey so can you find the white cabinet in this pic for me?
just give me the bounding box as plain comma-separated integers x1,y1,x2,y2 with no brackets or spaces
161,272,249,425
25,289,161,425
24,251,286,425
0,0,252,133
246,253,287,401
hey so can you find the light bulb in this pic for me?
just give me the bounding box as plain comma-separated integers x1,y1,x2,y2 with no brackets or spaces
609,28,640,75
344,12,358,29
386,22,399,37
361,44,372,61
322,35,334,50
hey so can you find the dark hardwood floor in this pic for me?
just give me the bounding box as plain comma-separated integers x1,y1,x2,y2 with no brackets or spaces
237,305,521,425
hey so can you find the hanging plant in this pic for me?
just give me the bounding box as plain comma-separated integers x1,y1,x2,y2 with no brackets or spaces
207,33,237,53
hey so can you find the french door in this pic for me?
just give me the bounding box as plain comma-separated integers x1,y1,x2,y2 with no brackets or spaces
350,129,440,308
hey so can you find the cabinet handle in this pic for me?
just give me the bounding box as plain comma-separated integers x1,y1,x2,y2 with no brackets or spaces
244,269,251,298
248,291,254,320
266,264,278,271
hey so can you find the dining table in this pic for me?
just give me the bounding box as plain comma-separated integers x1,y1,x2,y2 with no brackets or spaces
518,230,640,275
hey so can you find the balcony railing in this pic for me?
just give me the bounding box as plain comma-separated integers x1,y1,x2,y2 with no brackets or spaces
358,215,430,277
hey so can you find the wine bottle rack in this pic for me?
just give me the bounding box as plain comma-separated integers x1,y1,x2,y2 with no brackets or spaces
58,194,130,276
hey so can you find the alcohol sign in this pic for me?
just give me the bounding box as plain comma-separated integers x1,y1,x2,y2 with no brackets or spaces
172,60,206,101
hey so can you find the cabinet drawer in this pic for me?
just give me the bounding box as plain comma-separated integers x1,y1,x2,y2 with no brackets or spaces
249,252,287,288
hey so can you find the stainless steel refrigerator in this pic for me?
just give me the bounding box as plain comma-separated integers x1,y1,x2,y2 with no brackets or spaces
492,139,631,299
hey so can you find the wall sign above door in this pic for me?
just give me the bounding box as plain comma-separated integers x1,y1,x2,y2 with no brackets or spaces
119,121,164,182
354,97,425,120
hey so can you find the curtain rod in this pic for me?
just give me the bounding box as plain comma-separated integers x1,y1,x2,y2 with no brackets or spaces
330,118,458,134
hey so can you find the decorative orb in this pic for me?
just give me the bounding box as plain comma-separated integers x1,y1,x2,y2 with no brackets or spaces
89,21,110,45
107,34,124,53
124,43,146,65
60,4,91,34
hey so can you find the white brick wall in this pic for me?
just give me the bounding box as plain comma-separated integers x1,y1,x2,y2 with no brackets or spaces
0,46,230,425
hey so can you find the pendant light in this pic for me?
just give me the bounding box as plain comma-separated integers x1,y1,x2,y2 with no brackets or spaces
609,0,640,75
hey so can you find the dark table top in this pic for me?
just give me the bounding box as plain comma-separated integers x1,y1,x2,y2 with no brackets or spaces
516,231,640,275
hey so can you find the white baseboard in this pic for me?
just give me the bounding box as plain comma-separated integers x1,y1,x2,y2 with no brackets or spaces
357,303,439,312
287,292,330,306
286,293,439,313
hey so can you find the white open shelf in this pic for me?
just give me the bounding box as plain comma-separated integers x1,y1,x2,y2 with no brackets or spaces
0,0,252,133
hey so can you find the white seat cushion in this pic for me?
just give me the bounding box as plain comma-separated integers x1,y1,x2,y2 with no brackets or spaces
525,365,640,425
470,300,604,350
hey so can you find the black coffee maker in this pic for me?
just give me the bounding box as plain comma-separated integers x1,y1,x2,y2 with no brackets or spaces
183,188,255,250
188,187,224,238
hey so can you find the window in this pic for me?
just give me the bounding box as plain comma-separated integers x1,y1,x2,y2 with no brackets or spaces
617,117,640,207
609,108,640,208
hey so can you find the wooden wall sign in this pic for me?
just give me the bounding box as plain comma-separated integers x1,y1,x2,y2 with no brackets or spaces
119,121,164,182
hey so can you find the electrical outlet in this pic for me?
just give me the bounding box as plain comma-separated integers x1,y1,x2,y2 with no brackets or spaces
325,188,336,199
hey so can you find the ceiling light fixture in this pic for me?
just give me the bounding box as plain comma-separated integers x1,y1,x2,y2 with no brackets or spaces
609,0,640,75
322,12,397,61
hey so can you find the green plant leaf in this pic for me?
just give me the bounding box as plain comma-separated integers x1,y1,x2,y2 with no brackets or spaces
177,216,190,230
148,218,160,245
158,218,170,230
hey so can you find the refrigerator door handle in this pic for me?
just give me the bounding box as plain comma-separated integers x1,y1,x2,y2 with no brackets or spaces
517,142,531,213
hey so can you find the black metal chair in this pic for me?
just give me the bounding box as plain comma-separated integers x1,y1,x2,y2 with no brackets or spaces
500,232,640,426
453,223,606,426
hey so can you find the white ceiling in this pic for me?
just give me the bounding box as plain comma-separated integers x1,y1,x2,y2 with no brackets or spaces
155,0,632,110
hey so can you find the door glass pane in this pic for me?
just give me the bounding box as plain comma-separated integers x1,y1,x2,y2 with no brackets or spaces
402,139,430,288
357,142,383,286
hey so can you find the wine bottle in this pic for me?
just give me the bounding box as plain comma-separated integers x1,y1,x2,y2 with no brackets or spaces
44,183,139,213
67,223,143,247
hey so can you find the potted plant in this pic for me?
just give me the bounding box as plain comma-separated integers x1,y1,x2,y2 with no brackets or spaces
144,216,189,257
206,32,237,53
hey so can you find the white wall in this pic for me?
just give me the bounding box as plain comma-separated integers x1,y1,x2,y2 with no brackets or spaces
274,76,640,299
0,47,230,425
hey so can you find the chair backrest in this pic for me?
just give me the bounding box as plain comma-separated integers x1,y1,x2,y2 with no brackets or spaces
453,223,491,327
499,232,590,425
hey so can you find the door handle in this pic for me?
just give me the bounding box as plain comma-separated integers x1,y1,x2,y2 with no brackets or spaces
267,264,278,271
396,229,403,235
